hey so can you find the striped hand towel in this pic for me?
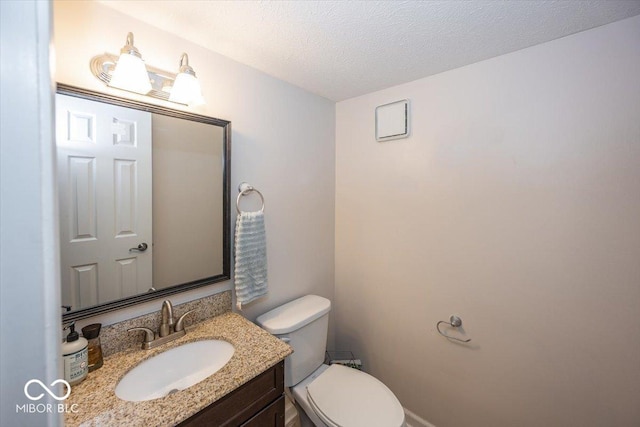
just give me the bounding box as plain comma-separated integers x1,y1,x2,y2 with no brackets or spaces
234,211,268,310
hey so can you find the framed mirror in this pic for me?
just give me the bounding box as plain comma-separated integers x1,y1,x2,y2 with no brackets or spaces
56,84,231,321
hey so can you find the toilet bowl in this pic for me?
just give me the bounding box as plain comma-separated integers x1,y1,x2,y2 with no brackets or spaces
256,295,405,427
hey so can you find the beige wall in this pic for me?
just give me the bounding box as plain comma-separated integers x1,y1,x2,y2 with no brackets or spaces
335,16,640,427
53,1,335,339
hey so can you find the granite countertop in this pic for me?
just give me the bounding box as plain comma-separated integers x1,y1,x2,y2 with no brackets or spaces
65,312,292,427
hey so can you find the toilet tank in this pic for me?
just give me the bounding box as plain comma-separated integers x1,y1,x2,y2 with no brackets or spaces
256,295,331,387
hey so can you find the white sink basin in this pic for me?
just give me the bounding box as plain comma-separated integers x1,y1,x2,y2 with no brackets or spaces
115,339,235,402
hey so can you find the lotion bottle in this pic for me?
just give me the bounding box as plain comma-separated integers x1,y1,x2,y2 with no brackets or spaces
62,322,88,385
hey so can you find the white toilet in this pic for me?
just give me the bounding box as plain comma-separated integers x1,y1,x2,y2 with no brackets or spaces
256,295,406,427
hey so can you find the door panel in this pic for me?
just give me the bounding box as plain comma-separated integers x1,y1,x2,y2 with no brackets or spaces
68,156,97,241
114,159,137,237
70,263,98,308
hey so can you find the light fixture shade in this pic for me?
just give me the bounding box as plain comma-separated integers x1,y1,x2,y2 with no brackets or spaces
168,53,205,106
107,33,151,95
169,72,204,105
109,53,152,94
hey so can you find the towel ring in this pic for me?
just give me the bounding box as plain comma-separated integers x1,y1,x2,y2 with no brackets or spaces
236,182,265,214
437,315,471,343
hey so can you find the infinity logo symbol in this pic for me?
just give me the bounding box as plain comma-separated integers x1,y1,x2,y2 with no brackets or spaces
24,379,71,401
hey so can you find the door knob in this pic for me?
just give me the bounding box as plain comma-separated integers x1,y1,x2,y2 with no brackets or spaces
129,243,148,252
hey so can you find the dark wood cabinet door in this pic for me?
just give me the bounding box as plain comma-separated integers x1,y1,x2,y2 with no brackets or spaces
178,361,284,427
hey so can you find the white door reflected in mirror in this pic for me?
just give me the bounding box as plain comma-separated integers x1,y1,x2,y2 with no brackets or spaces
56,94,153,309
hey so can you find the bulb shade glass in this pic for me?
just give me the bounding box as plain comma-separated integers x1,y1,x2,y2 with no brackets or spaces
169,72,205,106
109,53,152,94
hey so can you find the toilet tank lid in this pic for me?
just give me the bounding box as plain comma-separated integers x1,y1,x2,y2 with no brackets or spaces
256,295,331,335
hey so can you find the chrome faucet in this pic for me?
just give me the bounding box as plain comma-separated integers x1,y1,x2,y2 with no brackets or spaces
128,300,194,350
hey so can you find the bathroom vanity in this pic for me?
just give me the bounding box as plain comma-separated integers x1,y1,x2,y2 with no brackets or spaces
55,85,289,426
64,312,291,427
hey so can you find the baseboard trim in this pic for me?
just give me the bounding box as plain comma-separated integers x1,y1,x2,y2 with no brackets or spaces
404,407,436,427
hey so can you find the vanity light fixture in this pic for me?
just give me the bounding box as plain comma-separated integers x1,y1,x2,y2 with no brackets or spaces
90,32,206,106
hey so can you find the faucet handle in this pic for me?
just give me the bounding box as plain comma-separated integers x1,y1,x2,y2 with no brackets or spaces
128,327,155,344
175,310,195,332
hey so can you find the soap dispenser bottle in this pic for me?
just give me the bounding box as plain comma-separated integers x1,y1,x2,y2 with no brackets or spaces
62,322,88,385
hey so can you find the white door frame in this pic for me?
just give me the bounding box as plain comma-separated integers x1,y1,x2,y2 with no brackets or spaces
0,1,62,426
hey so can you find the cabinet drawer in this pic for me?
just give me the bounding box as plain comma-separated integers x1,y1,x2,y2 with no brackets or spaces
241,395,284,427
178,361,284,427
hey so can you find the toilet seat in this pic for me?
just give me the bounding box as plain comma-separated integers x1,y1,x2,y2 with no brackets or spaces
306,364,405,427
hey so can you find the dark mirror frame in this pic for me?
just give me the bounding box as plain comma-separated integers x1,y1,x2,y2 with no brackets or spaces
57,84,231,321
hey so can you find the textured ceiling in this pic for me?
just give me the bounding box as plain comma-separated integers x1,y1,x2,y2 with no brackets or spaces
98,1,640,101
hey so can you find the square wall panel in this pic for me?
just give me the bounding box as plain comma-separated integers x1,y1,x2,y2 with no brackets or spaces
375,99,410,142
